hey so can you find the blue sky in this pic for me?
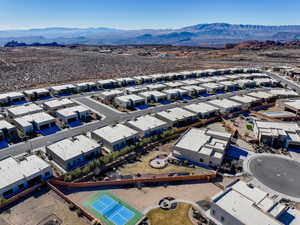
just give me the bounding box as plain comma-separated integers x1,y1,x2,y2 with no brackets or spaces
0,0,300,30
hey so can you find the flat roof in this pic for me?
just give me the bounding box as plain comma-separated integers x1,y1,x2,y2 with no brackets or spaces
7,103,43,117
184,102,218,114
115,94,145,102
50,84,75,91
23,88,49,95
139,91,167,98
0,155,50,190
0,119,15,130
15,112,55,127
75,82,96,87
279,99,300,110
200,82,224,89
247,91,274,99
146,83,167,90
207,99,241,109
212,181,283,225
175,128,231,153
128,115,167,132
97,79,118,85
0,92,24,99
56,105,90,117
157,107,196,122
99,89,123,96
43,98,75,109
47,135,100,161
180,85,206,92
230,95,259,104
180,80,200,85
270,89,298,97
164,81,184,88
92,124,138,143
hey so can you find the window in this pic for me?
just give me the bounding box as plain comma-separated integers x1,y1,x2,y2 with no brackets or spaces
212,210,215,215
221,216,225,222
18,184,25,190
45,172,50,177
199,158,203,162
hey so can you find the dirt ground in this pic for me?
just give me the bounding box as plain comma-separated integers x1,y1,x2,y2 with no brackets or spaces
118,149,213,175
69,182,221,213
0,188,89,225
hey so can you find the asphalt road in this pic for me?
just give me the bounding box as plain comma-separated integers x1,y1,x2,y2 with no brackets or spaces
0,86,271,160
249,155,300,198
267,72,300,94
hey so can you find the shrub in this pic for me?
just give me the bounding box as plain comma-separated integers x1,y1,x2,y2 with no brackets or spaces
76,208,83,217
68,203,76,211
246,124,253,131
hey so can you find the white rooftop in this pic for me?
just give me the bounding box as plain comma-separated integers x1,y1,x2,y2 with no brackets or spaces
15,112,55,127
247,91,274,99
157,107,196,122
115,94,145,102
0,155,51,190
56,105,90,117
230,95,259,104
279,99,300,110
0,119,15,130
207,99,242,109
47,135,100,161
128,115,167,132
92,124,138,143
184,102,219,114
139,91,167,98
7,103,43,117
23,88,49,95
175,128,231,153
43,98,75,109
212,181,285,225
50,84,75,91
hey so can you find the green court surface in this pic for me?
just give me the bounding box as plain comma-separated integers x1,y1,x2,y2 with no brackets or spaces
83,191,144,225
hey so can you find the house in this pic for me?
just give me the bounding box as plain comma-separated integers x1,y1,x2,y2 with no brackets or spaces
123,86,148,94
0,92,26,105
97,79,118,89
156,107,197,126
0,119,18,141
133,75,153,84
163,88,188,100
229,95,261,109
42,99,76,111
46,135,101,171
115,77,135,86
91,124,139,151
14,112,57,135
180,85,206,96
23,88,50,100
180,79,201,86
199,82,225,94
219,81,239,91
196,77,215,84
0,155,52,198
236,79,256,89
139,91,167,103
253,120,300,150
207,99,242,113
146,83,167,91
247,91,275,102
127,115,169,137
56,105,91,124
7,103,43,118
164,81,185,88
173,128,232,167
49,84,76,95
211,76,230,82
75,82,97,92
277,99,300,115
269,88,298,98
208,180,288,225
98,89,123,102
184,102,219,118
114,94,145,108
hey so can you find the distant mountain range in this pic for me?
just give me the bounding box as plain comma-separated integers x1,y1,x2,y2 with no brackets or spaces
1,23,300,47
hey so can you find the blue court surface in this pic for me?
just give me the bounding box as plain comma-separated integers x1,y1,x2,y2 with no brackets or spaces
84,192,144,225
226,145,249,159
92,195,135,225
216,91,225,95
58,93,71,97
37,96,52,101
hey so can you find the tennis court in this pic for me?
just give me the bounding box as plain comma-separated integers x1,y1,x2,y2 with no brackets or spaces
84,192,144,225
